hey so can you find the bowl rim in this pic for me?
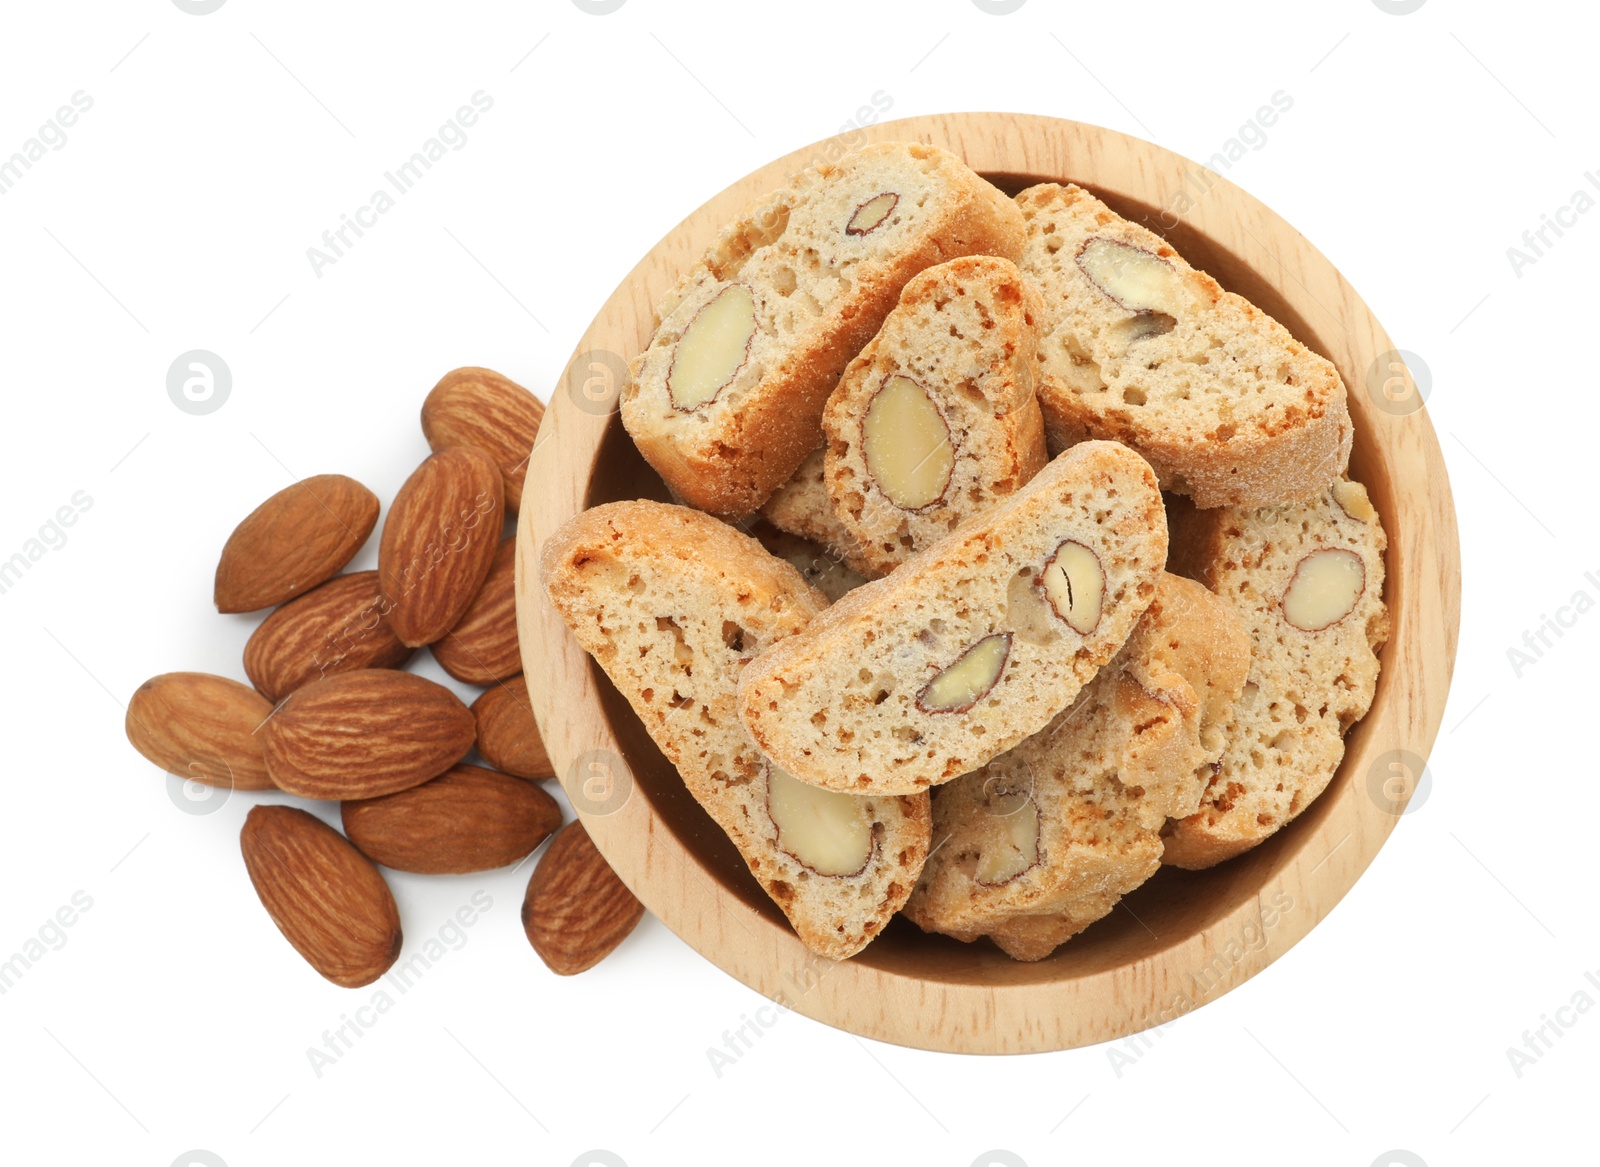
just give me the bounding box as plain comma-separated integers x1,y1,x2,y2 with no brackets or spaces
514,111,1461,1054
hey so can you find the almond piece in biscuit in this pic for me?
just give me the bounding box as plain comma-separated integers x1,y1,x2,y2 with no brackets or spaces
822,255,1048,576
737,441,1167,796
1016,183,1351,508
540,500,930,961
624,142,1026,520
903,574,1250,961
1161,478,1388,868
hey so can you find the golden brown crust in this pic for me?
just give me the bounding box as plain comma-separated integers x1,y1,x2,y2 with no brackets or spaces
902,574,1249,960
760,447,880,578
737,442,1168,796
1016,183,1351,509
623,143,1027,520
822,255,1049,575
540,500,930,960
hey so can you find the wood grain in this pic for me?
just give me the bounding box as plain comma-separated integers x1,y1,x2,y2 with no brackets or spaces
513,113,1461,1053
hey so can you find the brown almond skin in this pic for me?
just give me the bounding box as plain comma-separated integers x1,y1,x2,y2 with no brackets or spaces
421,367,544,514
241,805,402,988
431,538,520,684
379,448,505,648
522,821,644,975
244,571,414,702
263,670,475,800
126,672,275,790
215,474,379,613
471,676,554,780
341,764,561,874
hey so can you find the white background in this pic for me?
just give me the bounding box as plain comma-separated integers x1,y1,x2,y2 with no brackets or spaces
0,1,1590,1164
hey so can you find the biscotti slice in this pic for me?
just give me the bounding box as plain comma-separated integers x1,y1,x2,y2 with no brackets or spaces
1016,183,1351,508
749,520,869,605
737,441,1167,796
760,447,878,579
822,255,1049,576
1162,478,1388,869
623,142,1026,519
1094,571,1251,827
903,574,1249,960
540,500,930,960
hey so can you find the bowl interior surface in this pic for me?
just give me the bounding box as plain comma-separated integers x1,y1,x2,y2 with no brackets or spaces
520,113,1458,1049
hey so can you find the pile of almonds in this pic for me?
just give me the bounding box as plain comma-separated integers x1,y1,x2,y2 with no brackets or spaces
124,368,644,987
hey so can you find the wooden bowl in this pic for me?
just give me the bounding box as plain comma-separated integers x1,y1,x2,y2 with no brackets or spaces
514,112,1460,1054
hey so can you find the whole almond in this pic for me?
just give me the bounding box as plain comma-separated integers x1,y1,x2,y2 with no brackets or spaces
379,448,504,647
263,670,475,799
471,676,554,780
215,474,378,613
341,764,562,874
522,821,644,975
126,672,275,790
421,367,544,514
431,538,520,684
244,571,414,701
241,805,402,988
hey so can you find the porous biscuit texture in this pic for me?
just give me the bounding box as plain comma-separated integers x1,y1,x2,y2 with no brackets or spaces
624,142,1026,519
541,500,930,960
823,255,1049,576
1016,183,1351,508
760,447,879,579
1161,479,1388,868
904,574,1249,960
737,442,1167,796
